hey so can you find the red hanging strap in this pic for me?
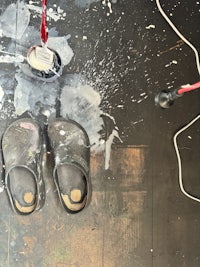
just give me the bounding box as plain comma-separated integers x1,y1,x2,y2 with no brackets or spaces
40,0,48,45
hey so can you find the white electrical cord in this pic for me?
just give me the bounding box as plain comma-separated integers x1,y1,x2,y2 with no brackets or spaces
155,0,200,76
173,115,200,202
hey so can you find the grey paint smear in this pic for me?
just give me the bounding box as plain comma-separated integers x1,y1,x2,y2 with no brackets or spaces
0,2,30,39
60,74,121,169
47,36,74,66
60,74,105,153
14,72,59,116
15,26,41,53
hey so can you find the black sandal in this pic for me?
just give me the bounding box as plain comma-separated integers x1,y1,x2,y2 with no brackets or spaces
48,118,91,214
2,118,45,215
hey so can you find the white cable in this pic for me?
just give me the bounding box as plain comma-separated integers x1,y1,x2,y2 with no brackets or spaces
155,0,200,76
173,114,200,202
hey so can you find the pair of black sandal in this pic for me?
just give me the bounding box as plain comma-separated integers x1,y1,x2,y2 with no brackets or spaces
1,117,91,215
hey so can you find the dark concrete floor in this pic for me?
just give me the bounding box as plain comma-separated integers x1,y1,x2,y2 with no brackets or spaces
0,0,199,266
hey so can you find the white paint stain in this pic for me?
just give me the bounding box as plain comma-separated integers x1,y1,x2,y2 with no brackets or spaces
60,75,104,152
140,92,146,96
131,119,144,125
60,130,65,135
165,60,178,67
0,54,24,64
60,74,121,169
29,0,40,3
14,72,59,115
137,95,148,104
105,129,122,170
102,0,113,15
146,24,156,29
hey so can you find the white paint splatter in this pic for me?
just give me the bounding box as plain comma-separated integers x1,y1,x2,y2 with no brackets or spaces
102,0,113,15
140,92,146,96
137,95,148,104
60,130,65,135
0,2,30,39
29,0,40,4
165,60,178,67
0,54,24,64
26,3,65,22
146,24,156,29
131,119,144,125
107,0,113,14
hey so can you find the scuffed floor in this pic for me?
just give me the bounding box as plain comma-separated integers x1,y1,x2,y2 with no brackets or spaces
0,0,200,266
